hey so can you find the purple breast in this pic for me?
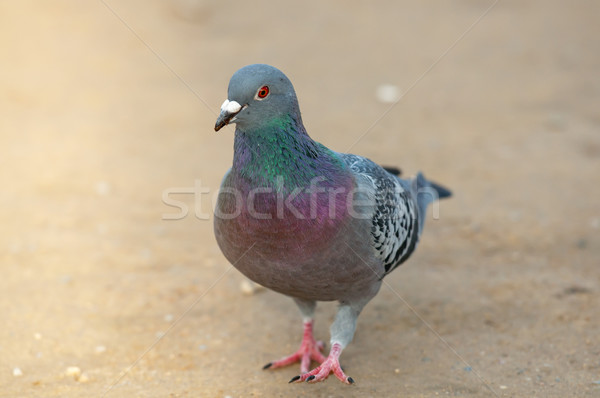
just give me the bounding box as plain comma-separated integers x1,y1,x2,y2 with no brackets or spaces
215,174,354,262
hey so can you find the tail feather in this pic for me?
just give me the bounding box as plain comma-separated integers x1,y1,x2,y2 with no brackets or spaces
413,172,451,234
428,180,452,199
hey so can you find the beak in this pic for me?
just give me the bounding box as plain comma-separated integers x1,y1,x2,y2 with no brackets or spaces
214,99,244,132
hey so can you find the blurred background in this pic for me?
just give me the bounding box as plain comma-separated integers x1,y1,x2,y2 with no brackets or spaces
1,1,598,396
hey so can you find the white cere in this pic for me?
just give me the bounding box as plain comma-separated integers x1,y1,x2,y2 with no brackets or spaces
221,99,242,114
220,99,230,111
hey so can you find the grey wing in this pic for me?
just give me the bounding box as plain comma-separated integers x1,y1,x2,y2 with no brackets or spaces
341,154,420,275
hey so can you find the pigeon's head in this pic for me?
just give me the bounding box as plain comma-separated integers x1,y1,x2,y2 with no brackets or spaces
214,64,300,132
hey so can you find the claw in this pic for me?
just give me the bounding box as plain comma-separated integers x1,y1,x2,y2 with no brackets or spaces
288,375,301,383
347,376,355,384
262,362,272,370
306,375,316,382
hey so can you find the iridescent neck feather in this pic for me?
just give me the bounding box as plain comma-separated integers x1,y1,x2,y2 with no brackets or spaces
232,114,345,192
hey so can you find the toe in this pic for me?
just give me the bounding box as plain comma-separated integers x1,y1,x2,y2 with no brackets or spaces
331,364,349,383
300,352,311,373
268,352,301,369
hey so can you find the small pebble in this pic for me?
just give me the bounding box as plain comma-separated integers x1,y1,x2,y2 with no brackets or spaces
13,367,23,377
34,333,42,340
95,345,107,354
394,368,400,374
376,84,401,103
65,366,81,379
95,181,111,196
164,314,174,322
78,372,90,383
463,366,472,372
592,380,600,385
499,385,508,390
240,280,265,295
240,280,255,295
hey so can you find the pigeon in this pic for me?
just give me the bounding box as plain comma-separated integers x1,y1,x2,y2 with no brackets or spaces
213,64,451,384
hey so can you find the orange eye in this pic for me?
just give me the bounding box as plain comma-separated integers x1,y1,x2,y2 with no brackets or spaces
256,85,269,99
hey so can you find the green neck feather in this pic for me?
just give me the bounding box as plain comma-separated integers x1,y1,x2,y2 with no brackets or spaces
232,114,343,191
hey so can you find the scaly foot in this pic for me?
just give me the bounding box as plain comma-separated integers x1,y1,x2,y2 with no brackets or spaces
289,343,354,384
263,320,326,373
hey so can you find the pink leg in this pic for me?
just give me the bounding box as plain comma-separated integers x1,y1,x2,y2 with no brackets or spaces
263,320,326,373
289,343,354,384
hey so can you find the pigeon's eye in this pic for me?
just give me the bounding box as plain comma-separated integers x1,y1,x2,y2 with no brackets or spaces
255,86,269,100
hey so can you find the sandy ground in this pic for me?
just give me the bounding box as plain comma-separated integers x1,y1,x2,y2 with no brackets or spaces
1,1,599,397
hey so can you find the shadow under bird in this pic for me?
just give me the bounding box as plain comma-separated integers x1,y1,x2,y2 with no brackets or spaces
212,64,451,384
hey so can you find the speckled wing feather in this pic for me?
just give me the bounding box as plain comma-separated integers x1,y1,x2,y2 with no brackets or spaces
341,154,419,275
